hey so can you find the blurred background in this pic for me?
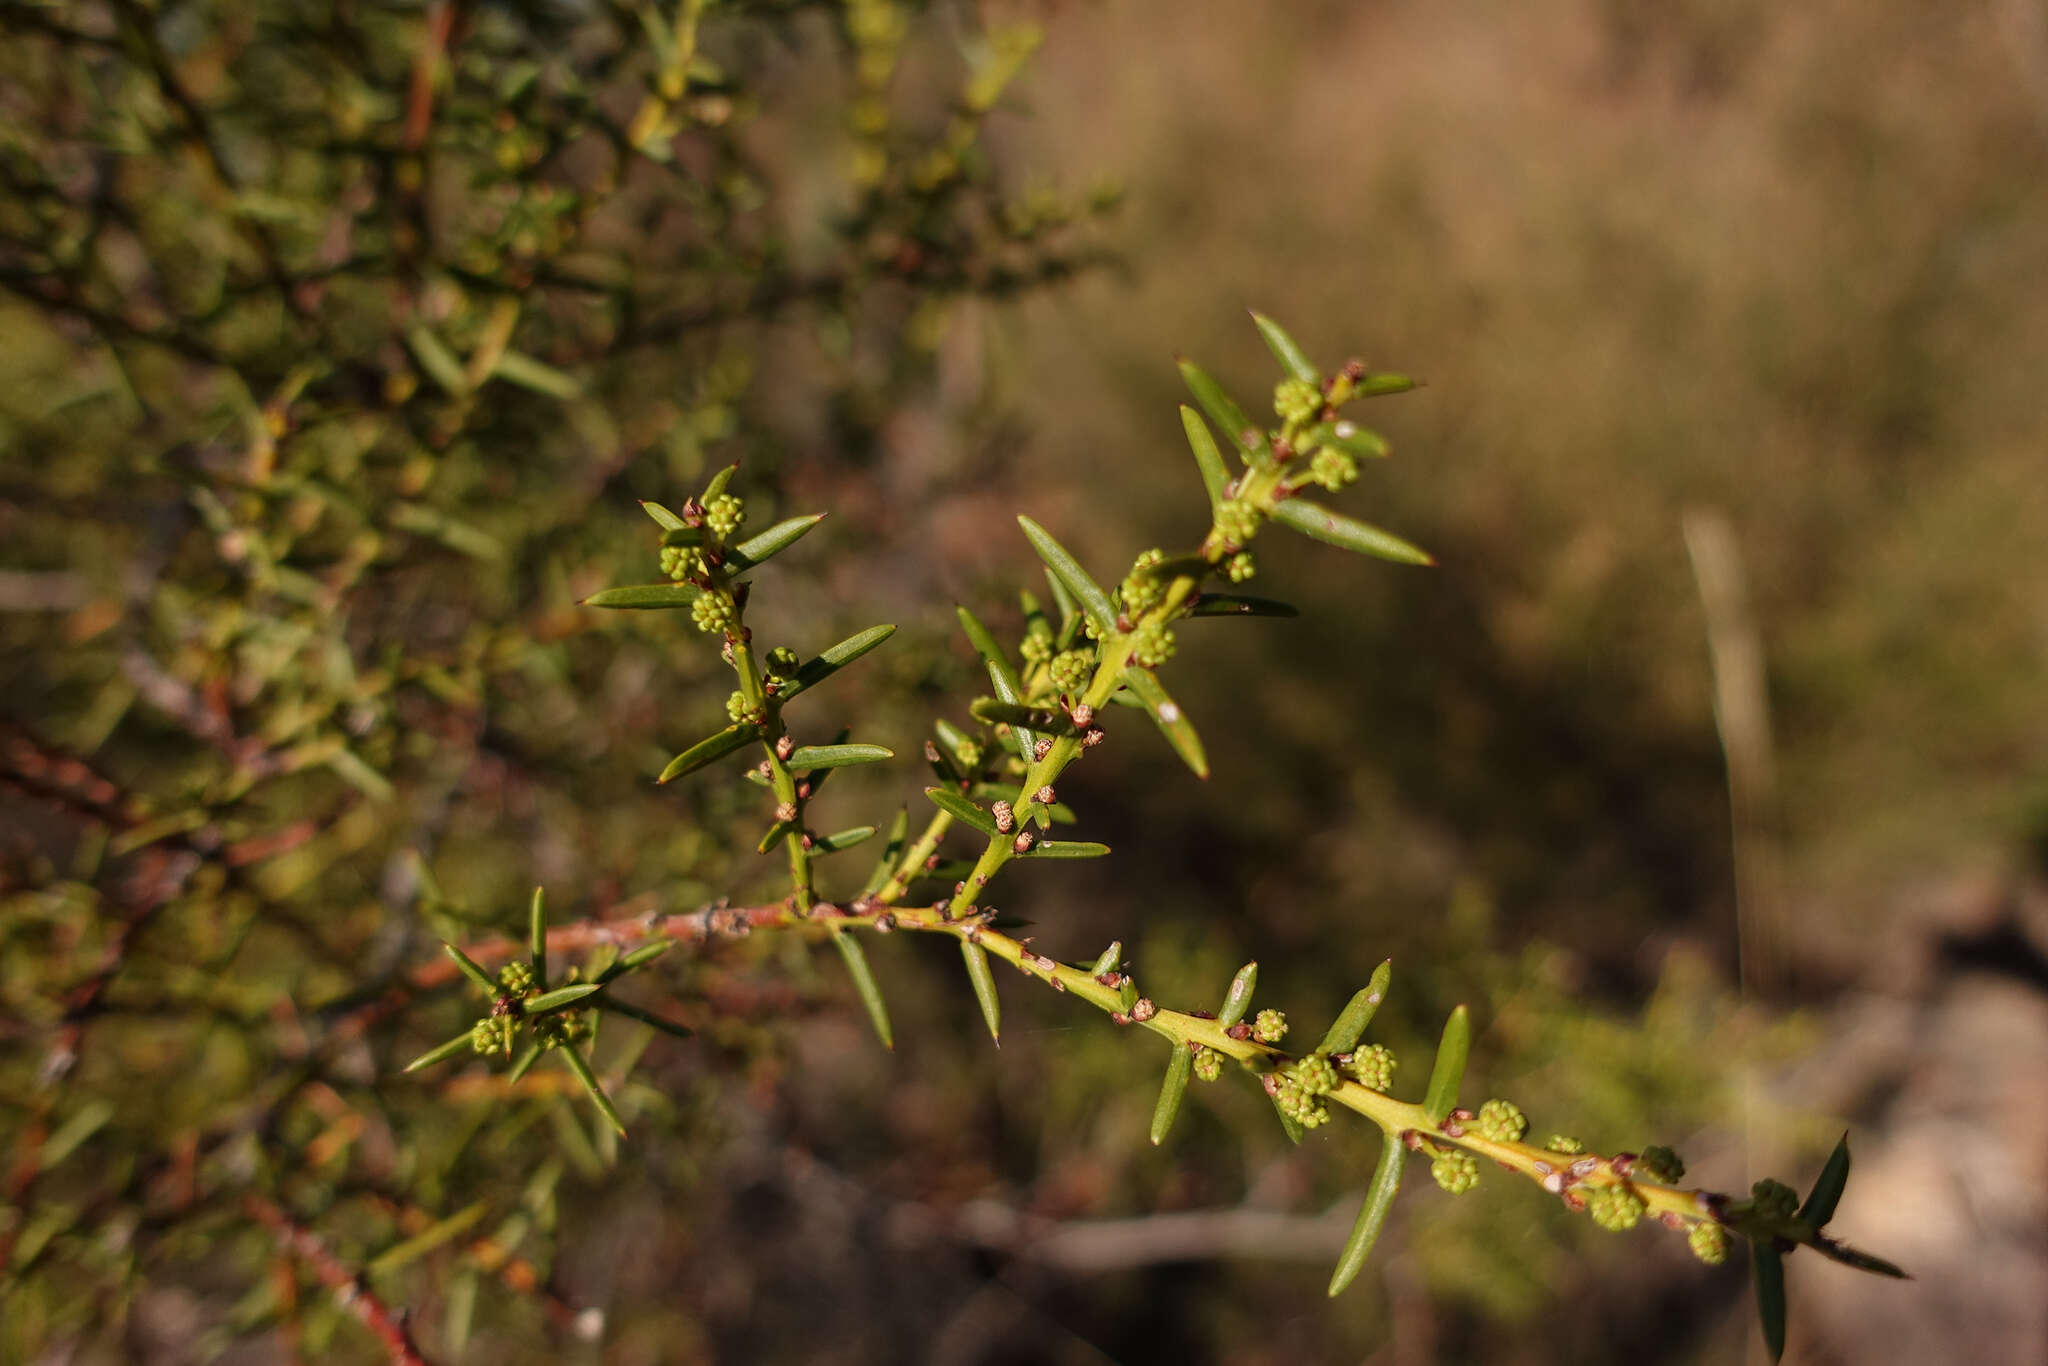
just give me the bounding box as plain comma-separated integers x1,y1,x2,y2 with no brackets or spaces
3,1,2045,1363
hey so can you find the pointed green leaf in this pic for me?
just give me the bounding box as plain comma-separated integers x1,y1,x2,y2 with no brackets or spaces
1271,499,1433,566
529,887,548,985
405,324,470,396
37,1102,114,1171
444,943,497,995
366,1202,490,1278
787,743,894,770
861,808,910,897
969,699,1077,735
1219,961,1258,1028
491,349,581,399
757,819,797,854
831,928,893,1050
619,941,672,971
1179,358,1269,466
1354,372,1419,398
1251,312,1320,385
1188,593,1299,619
1180,405,1229,509
1016,839,1110,859
1043,567,1080,646
815,825,878,854
728,514,826,571
1121,666,1208,779
558,1045,625,1136
702,463,739,503
1422,1005,1470,1125
1808,1235,1908,1279
1017,516,1114,638
1753,1244,1787,1362
961,940,1000,1045
582,583,704,609
1305,419,1391,459
658,724,762,783
640,500,686,531
1271,1093,1305,1144
659,526,708,548
403,1031,476,1073
1150,1044,1195,1145
1328,1130,1406,1297
960,605,1037,756
1090,941,1123,975
783,624,897,701
505,1043,544,1084
525,983,602,1015
1318,960,1393,1056
596,996,694,1041
924,787,1001,838
1799,1134,1852,1228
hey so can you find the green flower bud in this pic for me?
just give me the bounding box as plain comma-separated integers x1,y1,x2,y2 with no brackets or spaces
1545,1134,1586,1155
1431,1151,1480,1194
767,646,800,675
1274,1077,1330,1129
691,591,736,634
1587,1184,1647,1231
1020,634,1052,665
1225,551,1255,583
1750,1178,1798,1223
1345,1043,1396,1092
1638,1145,1685,1184
1130,621,1175,668
1192,1047,1222,1083
1119,548,1167,616
1251,1008,1287,1044
1293,1053,1340,1097
470,1016,515,1055
1273,377,1321,427
705,494,745,538
497,962,535,995
660,545,704,582
1049,649,1093,695
952,737,984,769
1474,1099,1528,1144
1308,446,1358,491
1214,501,1260,547
1687,1220,1729,1265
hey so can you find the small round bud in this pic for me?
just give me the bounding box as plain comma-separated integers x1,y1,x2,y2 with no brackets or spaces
1345,1044,1396,1092
1130,621,1175,668
1587,1184,1647,1231
992,800,1015,833
1192,1047,1222,1083
470,1015,515,1055
691,592,736,634
1020,634,1052,665
1638,1145,1685,1184
1034,785,1055,806
1687,1220,1729,1265
1750,1179,1799,1222
1251,1008,1287,1043
704,494,745,538
1225,551,1255,583
1082,728,1105,748
1293,1053,1340,1096
1474,1099,1528,1144
1070,703,1093,727
1215,501,1260,547
1013,831,1035,854
1431,1151,1481,1194
1545,1134,1586,1155
1309,445,1358,491
1049,649,1093,694
1273,377,1321,426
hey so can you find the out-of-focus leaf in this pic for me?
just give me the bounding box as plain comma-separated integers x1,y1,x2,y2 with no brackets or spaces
1188,593,1298,618
582,583,704,609
831,929,892,1050
861,808,910,896
1754,1244,1787,1362
491,349,582,399
1251,311,1320,385
1150,1044,1195,1145
969,699,1077,736
1180,405,1229,509
1799,1134,1852,1228
1327,1130,1405,1297
1271,499,1433,566
367,1202,489,1278
1179,357,1269,466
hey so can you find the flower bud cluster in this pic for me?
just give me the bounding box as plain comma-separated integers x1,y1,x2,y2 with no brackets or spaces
1545,1134,1586,1155
497,962,535,995
1586,1183,1646,1231
1474,1099,1527,1144
471,1015,516,1054
1214,501,1259,548
1049,649,1093,694
1687,1220,1729,1265
1020,632,1052,665
1273,1076,1331,1130
532,1009,592,1051
1225,551,1255,583
1273,377,1321,427
1307,446,1359,491
661,545,706,582
1431,1151,1480,1194
704,494,745,538
1344,1044,1396,1092
1118,548,1167,616
1292,1052,1340,1096
725,691,766,725
1130,621,1175,668
1637,1145,1685,1184
692,591,736,634
1251,1008,1287,1043
1192,1046,1222,1083
1749,1179,1799,1222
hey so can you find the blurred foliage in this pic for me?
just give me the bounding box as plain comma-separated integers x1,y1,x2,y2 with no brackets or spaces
0,1,1998,1363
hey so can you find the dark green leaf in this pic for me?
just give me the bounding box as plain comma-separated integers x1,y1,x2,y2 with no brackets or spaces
1179,358,1269,466
558,1045,625,1137
1188,593,1299,619
1090,941,1123,975
757,819,797,854
1219,961,1258,1028
582,583,704,609
1150,1044,1195,1145
783,624,897,700
1808,1235,1908,1279
1121,666,1208,779
618,941,671,971
525,983,602,1015
1354,372,1419,397
787,743,893,770
702,463,738,503
1799,1134,1852,1228
727,514,825,571
596,996,693,1041
1016,839,1110,859
506,1043,543,1084
962,605,1037,756
1328,1130,1405,1297
1271,499,1433,566
1318,960,1393,1056
1422,1004,1469,1125
861,808,910,897
403,1031,476,1073
444,943,497,995
1043,567,1081,647
1251,311,1320,385
925,786,1000,838
831,929,893,1050
815,825,878,854
970,699,1077,736
658,724,761,784
1753,1244,1787,1363
961,941,1000,1045
1180,406,1229,509
529,887,548,985
659,526,708,548
1271,1093,1305,1145
1017,516,1114,638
